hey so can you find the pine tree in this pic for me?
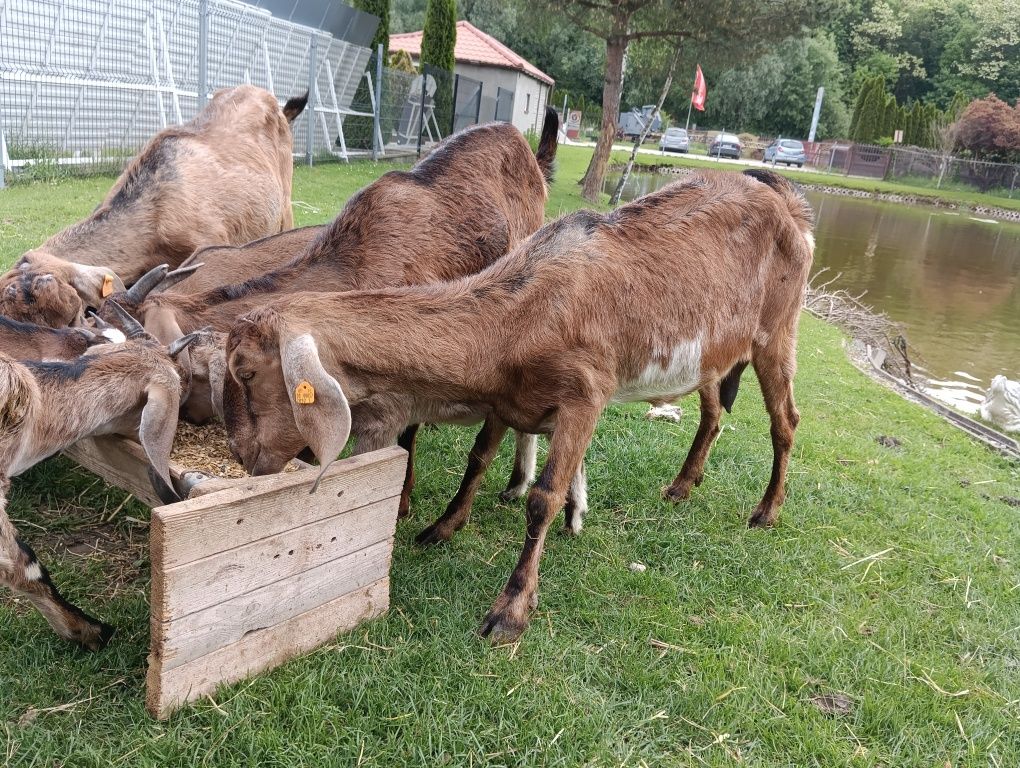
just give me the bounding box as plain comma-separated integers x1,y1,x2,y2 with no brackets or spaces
852,78,886,143
420,0,457,135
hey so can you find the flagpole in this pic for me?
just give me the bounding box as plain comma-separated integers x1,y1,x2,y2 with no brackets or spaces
685,97,693,132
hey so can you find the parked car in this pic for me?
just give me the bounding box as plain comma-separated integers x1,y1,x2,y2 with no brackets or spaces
708,133,742,159
764,138,806,167
658,127,690,153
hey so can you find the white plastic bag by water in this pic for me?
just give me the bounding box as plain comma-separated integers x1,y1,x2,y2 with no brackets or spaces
980,375,1020,433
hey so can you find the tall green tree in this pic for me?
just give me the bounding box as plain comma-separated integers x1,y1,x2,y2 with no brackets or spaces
703,33,849,139
538,0,831,202
420,0,457,135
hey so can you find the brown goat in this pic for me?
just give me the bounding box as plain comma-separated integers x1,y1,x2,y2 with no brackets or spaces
0,315,124,360
108,111,561,514
222,169,815,643
0,327,201,650
0,85,307,326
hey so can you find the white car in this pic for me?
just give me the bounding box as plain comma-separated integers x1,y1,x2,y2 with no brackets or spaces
659,127,690,153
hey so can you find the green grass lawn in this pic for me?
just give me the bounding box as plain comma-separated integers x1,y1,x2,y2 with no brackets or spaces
1,151,1019,766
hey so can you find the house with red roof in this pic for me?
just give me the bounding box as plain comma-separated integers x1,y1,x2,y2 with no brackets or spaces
389,20,554,137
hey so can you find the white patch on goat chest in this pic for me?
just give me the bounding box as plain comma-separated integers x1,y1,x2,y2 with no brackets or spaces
612,339,702,404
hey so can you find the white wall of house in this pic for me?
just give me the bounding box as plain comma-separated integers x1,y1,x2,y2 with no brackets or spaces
511,73,549,135
403,56,552,136
450,62,549,135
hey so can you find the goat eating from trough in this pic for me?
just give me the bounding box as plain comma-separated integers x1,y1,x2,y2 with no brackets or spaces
0,306,202,650
0,85,307,326
109,109,563,516
222,169,815,643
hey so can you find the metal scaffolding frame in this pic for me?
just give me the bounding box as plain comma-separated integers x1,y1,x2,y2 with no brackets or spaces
0,0,376,179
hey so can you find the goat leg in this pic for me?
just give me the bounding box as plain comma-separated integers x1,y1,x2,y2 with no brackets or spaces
0,494,113,651
499,431,537,501
395,424,420,518
562,460,588,535
747,345,800,528
417,416,508,545
663,385,722,503
480,407,600,644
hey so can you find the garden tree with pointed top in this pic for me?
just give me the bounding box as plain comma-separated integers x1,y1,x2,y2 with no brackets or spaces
420,0,457,135
537,0,831,202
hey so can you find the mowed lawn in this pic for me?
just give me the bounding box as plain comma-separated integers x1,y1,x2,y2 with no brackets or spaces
1,147,1019,766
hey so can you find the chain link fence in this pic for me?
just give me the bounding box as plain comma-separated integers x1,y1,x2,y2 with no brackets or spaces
1,0,524,184
806,142,1020,198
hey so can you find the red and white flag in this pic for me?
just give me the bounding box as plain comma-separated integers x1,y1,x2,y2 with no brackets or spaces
691,65,707,112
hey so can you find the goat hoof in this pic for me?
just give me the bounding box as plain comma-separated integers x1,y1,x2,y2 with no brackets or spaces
562,512,584,536
498,485,527,502
397,500,411,519
479,597,531,645
415,522,453,546
73,619,115,652
747,505,778,528
661,483,691,502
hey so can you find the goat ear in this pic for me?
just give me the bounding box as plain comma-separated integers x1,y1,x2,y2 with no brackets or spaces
280,333,351,494
69,263,126,303
139,382,182,504
207,345,227,421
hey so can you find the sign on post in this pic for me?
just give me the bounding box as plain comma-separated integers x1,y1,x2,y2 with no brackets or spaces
565,110,582,139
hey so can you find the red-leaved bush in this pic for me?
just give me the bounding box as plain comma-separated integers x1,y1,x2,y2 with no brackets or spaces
955,94,1020,162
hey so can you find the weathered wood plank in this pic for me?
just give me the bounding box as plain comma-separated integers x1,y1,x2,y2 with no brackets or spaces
146,577,389,719
151,446,406,569
158,496,396,618
153,538,393,670
63,435,185,508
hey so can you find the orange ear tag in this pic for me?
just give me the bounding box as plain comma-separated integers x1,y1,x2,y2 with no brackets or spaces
102,274,115,297
294,380,316,404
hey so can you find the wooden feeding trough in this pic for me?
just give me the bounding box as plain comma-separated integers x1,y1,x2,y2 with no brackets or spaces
63,433,405,719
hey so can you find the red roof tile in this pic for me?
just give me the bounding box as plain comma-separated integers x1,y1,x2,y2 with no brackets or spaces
390,20,554,86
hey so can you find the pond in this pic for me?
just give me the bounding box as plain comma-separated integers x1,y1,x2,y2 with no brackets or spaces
605,171,1020,412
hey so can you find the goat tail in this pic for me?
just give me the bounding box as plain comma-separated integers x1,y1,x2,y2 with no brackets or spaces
535,107,559,185
718,360,748,414
282,92,310,124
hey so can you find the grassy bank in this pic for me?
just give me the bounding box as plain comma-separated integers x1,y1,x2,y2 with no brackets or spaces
1,152,1019,766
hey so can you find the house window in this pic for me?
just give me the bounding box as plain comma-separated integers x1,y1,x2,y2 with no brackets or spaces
525,93,531,113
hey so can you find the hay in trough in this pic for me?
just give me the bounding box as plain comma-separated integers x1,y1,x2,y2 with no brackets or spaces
171,422,248,479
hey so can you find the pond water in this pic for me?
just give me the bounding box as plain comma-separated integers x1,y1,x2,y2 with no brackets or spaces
605,172,1020,412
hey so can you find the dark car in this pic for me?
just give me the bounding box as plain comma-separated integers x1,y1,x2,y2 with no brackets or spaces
764,138,806,167
708,133,742,159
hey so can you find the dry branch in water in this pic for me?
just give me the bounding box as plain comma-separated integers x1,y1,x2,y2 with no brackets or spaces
804,267,920,386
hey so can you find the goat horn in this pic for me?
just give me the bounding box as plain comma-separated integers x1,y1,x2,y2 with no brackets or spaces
167,326,212,359
124,264,170,304
154,262,204,293
87,310,111,329
105,300,148,339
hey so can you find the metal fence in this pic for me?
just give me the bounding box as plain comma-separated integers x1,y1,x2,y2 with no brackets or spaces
0,0,522,184
806,142,1020,197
